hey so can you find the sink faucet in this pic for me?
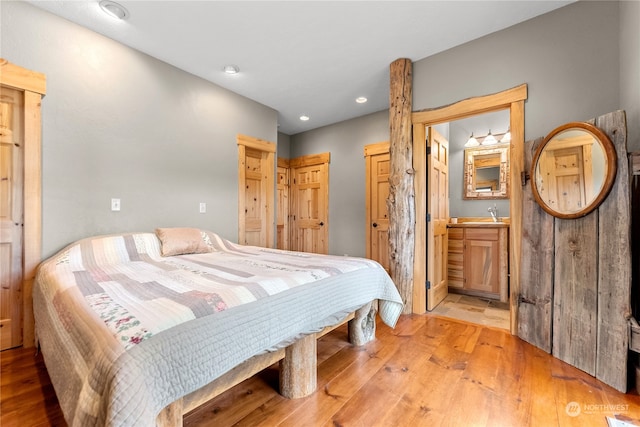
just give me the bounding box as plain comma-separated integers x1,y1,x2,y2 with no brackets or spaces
488,204,499,222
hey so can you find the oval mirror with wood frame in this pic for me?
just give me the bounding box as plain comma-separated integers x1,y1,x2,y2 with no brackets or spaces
531,121,617,219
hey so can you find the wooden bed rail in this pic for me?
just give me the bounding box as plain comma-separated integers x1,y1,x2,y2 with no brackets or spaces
157,301,376,427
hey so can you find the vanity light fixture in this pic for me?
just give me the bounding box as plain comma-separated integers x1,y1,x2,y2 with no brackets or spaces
299,115,310,121
99,0,129,20
482,130,498,145
501,127,511,143
223,64,240,75
355,96,368,104
465,133,480,147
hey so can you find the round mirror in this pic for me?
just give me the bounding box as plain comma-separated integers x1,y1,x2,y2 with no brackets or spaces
531,122,617,219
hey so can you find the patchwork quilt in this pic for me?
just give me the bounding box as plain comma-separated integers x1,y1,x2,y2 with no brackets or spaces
34,230,403,426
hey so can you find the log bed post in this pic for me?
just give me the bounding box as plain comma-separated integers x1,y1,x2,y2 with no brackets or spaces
388,58,414,314
348,301,376,345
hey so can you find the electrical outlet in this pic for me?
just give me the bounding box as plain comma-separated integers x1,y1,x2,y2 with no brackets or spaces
199,202,206,213
111,198,121,211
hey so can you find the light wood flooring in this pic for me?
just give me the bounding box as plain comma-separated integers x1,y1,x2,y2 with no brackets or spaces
431,293,511,330
2,313,640,427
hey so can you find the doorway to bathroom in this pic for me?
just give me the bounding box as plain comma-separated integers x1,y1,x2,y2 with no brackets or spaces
412,84,527,335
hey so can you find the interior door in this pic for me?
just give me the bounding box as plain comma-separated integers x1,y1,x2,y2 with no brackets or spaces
276,158,290,250
427,127,449,311
365,142,390,271
0,88,24,350
290,153,330,254
237,135,275,248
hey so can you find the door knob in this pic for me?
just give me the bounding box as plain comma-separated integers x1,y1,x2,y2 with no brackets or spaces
372,222,378,228
319,222,324,226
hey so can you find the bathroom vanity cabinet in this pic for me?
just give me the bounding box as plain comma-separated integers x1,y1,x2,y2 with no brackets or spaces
447,222,509,302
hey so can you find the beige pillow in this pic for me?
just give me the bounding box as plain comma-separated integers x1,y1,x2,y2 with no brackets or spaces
155,227,211,257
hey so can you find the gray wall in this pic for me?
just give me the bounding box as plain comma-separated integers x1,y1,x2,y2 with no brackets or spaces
1,1,278,258
291,0,638,258
620,0,640,152
290,110,388,257
414,1,621,144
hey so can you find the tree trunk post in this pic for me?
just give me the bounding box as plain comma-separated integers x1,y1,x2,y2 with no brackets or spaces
388,58,414,314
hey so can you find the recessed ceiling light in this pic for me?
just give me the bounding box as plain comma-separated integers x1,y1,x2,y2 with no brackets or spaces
299,115,310,121
223,64,240,74
356,97,368,104
99,0,129,20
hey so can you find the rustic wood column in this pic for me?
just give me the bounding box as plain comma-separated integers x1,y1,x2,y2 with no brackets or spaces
388,58,414,314
280,333,317,398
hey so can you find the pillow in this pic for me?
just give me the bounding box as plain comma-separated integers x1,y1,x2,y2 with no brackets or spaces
155,227,212,257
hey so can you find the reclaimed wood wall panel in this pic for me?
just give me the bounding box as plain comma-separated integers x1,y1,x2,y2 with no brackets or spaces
520,110,630,392
518,138,554,352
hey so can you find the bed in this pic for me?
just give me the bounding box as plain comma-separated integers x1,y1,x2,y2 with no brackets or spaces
33,228,404,427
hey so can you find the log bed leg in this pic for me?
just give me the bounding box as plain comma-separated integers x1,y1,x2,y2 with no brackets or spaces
280,333,317,398
348,301,376,346
156,398,183,427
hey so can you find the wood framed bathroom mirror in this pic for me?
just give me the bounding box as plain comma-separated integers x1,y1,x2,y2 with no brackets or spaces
530,121,617,219
463,144,510,199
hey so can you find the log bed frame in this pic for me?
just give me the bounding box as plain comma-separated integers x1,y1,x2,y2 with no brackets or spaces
156,301,377,426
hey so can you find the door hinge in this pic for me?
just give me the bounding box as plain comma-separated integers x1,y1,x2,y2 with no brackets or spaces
426,280,431,290
426,146,431,155
427,213,431,222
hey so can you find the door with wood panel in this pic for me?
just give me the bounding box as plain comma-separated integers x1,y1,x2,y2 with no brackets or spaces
290,153,329,254
426,127,449,311
0,88,24,350
365,142,390,271
237,134,275,248
276,158,290,250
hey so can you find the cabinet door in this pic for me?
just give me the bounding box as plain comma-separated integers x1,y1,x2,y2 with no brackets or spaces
465,238,499,295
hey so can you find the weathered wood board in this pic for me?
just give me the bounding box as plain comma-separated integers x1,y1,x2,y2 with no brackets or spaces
552,214,598,376
518,138,554,352
593,111,631,392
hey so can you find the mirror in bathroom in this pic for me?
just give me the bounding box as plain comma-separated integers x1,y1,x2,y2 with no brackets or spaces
463,144,510,200
530,121,617,219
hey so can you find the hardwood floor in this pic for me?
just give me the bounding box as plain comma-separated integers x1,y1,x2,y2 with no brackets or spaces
2,314,640,427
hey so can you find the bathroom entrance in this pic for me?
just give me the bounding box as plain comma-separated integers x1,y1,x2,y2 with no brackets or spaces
412,84,527,335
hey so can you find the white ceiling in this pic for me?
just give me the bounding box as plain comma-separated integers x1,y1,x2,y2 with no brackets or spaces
26,0,573,135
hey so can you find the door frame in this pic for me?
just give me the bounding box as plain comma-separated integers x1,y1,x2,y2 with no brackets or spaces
0,59,46,347
412,84,527,335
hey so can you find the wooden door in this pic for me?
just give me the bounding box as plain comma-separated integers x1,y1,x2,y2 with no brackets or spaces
290,153,329,254
0,88,24,350
365,142,390,271
276,158,290,250
426,128,449,311
237,134,275,248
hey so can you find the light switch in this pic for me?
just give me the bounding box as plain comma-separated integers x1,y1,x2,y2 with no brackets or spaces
199,202,206,213
111,198,121,211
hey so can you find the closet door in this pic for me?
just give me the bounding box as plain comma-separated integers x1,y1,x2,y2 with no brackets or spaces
365,141,390,271
290,153,329,254
0,88,24,350
237,134,275,248
0,60,45,348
